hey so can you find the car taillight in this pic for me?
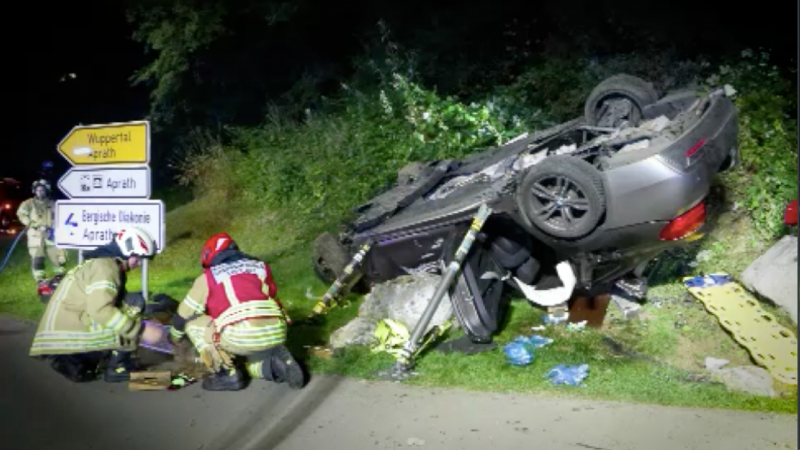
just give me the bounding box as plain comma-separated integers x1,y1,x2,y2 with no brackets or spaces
660,202,706,241
784,200,798,226
685,138,707,157
2,203,10,210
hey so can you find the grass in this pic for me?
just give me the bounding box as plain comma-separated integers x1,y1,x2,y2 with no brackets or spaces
0,235,74,321
0,184,796,414
1,47,795,417
305,297,797,413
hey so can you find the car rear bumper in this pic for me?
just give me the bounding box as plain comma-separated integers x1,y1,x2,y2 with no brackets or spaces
601,95,738,230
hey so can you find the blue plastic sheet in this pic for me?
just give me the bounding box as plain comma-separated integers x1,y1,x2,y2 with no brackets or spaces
545,364,589,386
504,341,534,366
503,334,554,366
683,274,733,288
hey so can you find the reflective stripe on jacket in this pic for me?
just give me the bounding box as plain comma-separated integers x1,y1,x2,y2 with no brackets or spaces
172,258,287,348
29,258,142,356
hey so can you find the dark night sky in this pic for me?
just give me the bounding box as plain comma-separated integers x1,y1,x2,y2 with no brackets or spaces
19,1,147,189
16,0,798,192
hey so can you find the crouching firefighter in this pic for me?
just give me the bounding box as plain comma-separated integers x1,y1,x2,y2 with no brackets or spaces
28,227,165,382
169,233,305,391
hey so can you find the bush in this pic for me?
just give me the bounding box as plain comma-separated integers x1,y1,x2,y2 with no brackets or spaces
219,73,529,226
711,50,798,240
173,47,796,243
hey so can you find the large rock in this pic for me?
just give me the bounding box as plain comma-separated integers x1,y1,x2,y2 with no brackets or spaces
358,284,393,320
713,366,778,398
741,235,798,324
384,273,454,333
329,317,378,350
331,273,455,350
705,357,777,398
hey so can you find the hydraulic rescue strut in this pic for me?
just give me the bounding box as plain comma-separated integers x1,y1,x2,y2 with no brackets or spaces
379,203,493,380
306,240,373,322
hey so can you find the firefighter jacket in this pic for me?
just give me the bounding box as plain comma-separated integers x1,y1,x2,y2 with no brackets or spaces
29,258,143,356
17,197,55,247
171,256,288,349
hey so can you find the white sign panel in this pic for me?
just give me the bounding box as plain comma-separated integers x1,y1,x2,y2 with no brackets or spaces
54,200,166,253
58,165,151,199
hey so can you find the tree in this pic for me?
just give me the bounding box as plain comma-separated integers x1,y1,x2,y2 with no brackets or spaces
126,0,299,131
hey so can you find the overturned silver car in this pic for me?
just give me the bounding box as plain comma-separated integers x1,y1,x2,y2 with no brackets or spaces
314,74,739,343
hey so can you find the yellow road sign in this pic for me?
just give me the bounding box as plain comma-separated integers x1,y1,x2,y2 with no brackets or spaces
58,121,150,165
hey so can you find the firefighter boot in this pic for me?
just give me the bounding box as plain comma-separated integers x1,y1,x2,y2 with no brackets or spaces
104,350,140,383
49,354,99,383
202,367,246,391
262,345,305,389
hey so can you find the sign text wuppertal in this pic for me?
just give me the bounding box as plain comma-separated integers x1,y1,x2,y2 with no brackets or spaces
57,121,150,165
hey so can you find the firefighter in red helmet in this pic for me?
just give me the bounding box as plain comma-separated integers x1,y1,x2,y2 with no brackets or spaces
169,233,304,391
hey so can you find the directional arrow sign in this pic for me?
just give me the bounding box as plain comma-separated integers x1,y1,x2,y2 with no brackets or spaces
54,199,165,253
58,121,150,165
58,166,151,199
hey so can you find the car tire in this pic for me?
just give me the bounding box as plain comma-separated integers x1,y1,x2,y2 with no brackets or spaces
516,155,606,239
312,232,351,284
584,74,659,128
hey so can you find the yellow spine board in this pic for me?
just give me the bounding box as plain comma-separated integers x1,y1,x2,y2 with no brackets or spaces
683,274,797,385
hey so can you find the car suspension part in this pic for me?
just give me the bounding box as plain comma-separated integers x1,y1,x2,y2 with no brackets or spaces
379,204,493,380
307,241,373,320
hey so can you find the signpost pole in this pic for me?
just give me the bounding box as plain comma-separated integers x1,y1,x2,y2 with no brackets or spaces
78,250,84,265
141,258,149,301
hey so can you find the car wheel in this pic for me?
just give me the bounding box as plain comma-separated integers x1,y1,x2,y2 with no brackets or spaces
584,74,659,128
448,244,506,343
311,232,351,284
516,155,606,239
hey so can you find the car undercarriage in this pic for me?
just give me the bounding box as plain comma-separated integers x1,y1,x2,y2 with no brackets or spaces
312,74,739,344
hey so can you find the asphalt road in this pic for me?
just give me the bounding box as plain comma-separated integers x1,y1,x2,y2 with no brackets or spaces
0,316,796,450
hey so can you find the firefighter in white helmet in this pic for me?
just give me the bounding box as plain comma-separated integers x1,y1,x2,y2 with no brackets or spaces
29,226,165,383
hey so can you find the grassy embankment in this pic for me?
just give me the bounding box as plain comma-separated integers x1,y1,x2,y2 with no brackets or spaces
1,52,796,412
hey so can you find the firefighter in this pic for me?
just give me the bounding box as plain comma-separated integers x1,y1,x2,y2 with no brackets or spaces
17,179,66,292
169,233,305,391
29,226,165,383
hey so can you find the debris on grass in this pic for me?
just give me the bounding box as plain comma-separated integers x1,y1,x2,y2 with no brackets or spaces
611,293,642,319
705,357,731,371
307,346,334,359
545,364,589,386
503,334,555,366
525,335,555,348
566,320,588,332
504,341,534,366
